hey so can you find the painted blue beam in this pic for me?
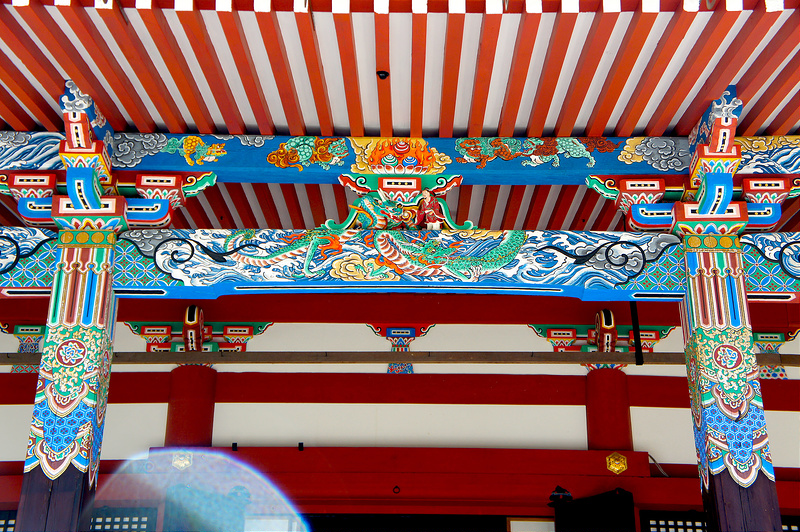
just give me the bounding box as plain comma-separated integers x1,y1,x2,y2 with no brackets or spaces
2,133,797,186
0,227,797,302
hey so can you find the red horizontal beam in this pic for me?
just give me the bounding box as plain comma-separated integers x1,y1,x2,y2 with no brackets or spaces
1,0,787,12
2,372,798,412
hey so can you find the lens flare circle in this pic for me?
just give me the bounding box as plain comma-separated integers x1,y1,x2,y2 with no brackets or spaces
96,449,308,532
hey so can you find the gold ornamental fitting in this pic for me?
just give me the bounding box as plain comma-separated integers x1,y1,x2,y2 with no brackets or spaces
606,452,628,475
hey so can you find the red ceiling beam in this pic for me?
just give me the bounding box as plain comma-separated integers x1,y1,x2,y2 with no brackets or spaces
178,10,246,135
522,185,551,230
222,183,260,229
251,183,283,229
738,54,800,136
736,12,799,111
137,7,216,134
456,184,472,225
409,12,427,137
439,11,465,137
203,184,237,229
555,11,619,137
375,12,393,137
765,91,800,136
169,208,192,230
569,189,600,231
592,199,619,231
218,10,276,135
467,10,503,137
305,183,328,227
0,54,59,131
295,10,335,136
14,2,128,131
333,12,365,136
546,184,579,229
776,197,800,231
673,5,781,136
183,196,213,229
0,84,35,131
645,8,740,136
58,5,155,133
93,5,185,133
478,185,501,229
526,11,578,137
0,195,22,226
281,183,307,228
614,9,695,137
333,184,350,224
500,185,527,229
782,208,800,233
497,11,540,137
585,8,658,136
256,10,306,136
0,8,64,101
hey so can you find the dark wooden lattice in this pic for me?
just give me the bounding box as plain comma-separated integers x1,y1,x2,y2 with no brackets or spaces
89,507,158,531
642,511,800,532
641,511,709,532
0,510,15,532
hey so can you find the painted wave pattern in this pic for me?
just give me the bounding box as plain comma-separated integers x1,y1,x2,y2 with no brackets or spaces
0,132,64,170
0,227,57,287
741,233,800,292
739,144,800,174
118,229,682,296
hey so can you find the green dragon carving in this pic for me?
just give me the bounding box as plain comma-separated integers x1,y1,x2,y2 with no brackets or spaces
223,229,527,282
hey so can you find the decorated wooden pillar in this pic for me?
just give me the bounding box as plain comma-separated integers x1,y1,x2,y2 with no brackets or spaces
11,80,213,532
15,83,121,532
675,88,781,531
583,86,789,530
16,229,117,532
680,234,781,531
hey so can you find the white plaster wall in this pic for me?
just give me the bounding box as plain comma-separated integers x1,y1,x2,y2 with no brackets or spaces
113,324,148,352
212,403,588,450
0,405,33,461
100,403,168,460
247,323,389,352
631,407,697,464
632,407,800,468
411,324,549,352
0,332,20,355
765,410,800,468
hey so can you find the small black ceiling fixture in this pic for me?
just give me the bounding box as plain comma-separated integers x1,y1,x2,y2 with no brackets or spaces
376,70,389,80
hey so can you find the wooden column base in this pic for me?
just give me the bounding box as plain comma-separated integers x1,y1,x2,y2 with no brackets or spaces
704,471,782,532
16,465,93,532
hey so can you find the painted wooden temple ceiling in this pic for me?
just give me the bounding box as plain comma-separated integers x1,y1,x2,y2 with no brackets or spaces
0,0,798,232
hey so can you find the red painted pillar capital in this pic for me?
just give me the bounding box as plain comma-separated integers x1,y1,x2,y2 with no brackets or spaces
164,365,217,447
585,367,633,451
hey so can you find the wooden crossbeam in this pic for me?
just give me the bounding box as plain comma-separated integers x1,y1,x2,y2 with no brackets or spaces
1,351,796,365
